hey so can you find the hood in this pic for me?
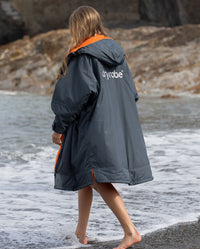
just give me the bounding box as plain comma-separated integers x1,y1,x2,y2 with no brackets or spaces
68,35,125,66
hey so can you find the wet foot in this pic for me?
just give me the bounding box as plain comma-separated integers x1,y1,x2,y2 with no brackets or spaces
113,231,142,249
75,231,88,245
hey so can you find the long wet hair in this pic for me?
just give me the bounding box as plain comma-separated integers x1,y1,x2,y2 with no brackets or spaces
57,6,107,79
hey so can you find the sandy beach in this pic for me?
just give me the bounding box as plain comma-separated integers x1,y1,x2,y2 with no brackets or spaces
79,219,200,249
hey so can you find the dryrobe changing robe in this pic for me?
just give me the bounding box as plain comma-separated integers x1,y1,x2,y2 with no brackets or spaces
51,34,153,191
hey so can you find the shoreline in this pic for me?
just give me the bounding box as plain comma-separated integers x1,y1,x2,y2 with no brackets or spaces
78,219,200,249
0,89,200,99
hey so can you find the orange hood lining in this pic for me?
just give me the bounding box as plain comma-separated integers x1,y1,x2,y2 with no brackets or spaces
68,34,112,54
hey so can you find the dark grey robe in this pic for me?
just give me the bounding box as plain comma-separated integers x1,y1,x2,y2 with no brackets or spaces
51,37,153,191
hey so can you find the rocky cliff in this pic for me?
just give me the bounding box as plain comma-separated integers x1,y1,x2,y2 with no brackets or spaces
0,0,25,44
0,25,199,95
1,0,200,44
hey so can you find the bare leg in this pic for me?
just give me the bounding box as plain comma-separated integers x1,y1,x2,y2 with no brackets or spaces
91,172,141,249
75,186,93,244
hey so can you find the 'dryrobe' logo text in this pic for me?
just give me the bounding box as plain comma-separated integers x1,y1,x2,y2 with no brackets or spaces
102,70,124,80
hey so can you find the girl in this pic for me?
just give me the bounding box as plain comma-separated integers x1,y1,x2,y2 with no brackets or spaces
51,6,153,249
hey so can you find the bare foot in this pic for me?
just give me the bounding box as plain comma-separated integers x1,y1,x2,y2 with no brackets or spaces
113,231,142,249
75,231,88,245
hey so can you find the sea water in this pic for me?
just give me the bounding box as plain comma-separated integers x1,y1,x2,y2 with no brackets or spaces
0,91,199,249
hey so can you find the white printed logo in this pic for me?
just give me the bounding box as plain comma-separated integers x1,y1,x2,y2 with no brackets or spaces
102,70,124,80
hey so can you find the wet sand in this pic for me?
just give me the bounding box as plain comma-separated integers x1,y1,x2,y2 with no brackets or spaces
79,219,200,249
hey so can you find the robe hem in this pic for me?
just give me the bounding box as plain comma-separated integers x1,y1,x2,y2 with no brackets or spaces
54,172,153,191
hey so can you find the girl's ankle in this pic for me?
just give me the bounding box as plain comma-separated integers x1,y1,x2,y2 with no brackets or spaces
75,230,86,237
125,227,140,237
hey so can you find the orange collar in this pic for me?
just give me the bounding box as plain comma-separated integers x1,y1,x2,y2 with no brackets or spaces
68,34,112,54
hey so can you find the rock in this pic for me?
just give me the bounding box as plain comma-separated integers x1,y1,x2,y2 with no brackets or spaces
0,0,25,44
179,0,200,25
111,24,200,95
139,0,200,27
7,0,140,39
0,29,71,94
139,0,181,27
0,25,199,95
161,94,180,99
1,0,200,45
187,83,200,94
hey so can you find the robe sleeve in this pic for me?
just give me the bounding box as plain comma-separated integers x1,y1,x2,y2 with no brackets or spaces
51,54,99,134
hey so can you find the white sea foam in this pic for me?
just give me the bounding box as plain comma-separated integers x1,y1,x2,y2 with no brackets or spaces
1,129,200,248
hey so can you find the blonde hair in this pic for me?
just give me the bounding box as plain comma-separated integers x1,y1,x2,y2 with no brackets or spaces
57,6,107,79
